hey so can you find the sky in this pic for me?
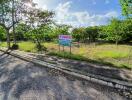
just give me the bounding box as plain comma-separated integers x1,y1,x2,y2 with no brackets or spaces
33,0,122,27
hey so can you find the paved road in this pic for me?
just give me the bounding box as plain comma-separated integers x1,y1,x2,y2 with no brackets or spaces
0,51,126,100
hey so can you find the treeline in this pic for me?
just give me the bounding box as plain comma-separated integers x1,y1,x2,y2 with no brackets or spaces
72,18,132,44
1,18,131,44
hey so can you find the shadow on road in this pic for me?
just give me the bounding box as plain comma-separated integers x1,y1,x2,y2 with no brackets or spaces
0,53,127,100
0,49,10,57
0,55,78,100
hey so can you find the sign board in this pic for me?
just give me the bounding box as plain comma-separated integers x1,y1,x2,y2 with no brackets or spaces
59,35,72,46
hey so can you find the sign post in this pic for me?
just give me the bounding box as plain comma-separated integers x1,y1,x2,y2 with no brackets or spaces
59,35,72,53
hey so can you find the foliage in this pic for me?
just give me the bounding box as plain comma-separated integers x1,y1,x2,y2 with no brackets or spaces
102,18,122,44
122,18,132,41
101,18,132,44
40,26,53,42
55,25,71,35
72,27,86,42
56,25,71,35
25,8,54,51
86,26,100,42
0,26,6,41
119,0,132,17
15,23,31,41
72,26,100,43
11,43,19,49
0,0,31,48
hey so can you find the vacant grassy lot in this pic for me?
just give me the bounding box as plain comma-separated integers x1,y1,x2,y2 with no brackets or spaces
0,41,132,69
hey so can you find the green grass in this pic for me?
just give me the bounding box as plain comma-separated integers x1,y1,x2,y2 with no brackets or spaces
0,41,132,69
0,42,7,47
96,51,129,59
18,41,36,52
48,51,132,69
0,41,36,52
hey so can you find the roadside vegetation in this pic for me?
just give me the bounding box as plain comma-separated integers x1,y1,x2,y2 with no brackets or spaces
0,41,132,69
0,0,132,69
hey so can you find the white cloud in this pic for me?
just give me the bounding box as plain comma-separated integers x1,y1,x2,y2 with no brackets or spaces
54,1,118,27
33,0,118,27
105,11,118,17
55,1,72,21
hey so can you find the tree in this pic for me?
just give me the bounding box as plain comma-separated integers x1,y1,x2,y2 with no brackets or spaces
41,25,54,42
86,26,99,43
102,18,126,44
55,24,71,35
0,0,12,48
25,5,54,51
122,18,132,42
119,0,132,18
98,25,108,40
100,18,132,43
15,23,31,41
0,0,29,49
72,27,86,42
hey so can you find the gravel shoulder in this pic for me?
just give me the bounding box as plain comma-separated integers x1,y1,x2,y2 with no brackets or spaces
0,51,130,100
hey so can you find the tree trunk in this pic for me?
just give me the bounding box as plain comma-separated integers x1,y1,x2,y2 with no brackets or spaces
12,0,16,44
116,40,118,45
6,29,11,49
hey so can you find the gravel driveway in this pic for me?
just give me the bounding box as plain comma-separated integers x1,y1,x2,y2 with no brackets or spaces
0,51,127,100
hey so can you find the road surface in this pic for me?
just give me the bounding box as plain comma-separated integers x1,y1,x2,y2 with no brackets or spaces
0,51,127,100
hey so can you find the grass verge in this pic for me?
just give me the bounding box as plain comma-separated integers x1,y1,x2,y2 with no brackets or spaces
48,51,132,70
0,41,132,69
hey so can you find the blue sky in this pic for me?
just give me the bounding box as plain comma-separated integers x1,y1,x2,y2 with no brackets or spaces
33,0,122,27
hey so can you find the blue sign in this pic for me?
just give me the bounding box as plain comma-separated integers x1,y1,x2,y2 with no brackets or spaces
59,39,72,46
59,35,72,47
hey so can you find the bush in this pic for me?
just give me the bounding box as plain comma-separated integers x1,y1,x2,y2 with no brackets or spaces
35,44,47,52
11,44,19,50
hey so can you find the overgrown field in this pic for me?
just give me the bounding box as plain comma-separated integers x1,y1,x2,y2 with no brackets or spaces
0,41,132,69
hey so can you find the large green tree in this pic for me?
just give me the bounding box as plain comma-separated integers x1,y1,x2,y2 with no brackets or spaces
102,18,130,44
25,6,54,51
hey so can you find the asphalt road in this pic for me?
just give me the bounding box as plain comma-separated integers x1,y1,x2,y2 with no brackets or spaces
0,51,127,100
